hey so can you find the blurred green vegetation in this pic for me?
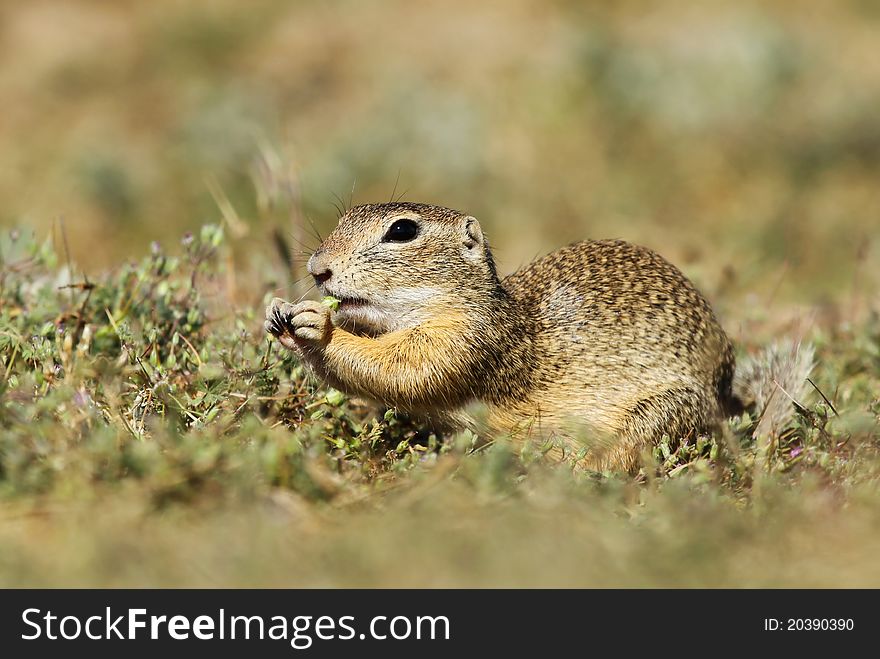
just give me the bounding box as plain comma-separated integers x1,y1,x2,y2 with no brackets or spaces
0,0,877,303
1,0,879,586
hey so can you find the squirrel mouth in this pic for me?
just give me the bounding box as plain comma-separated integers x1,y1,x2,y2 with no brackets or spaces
336,296,369,309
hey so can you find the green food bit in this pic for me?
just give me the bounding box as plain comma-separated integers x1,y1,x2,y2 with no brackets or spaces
321,295,341,311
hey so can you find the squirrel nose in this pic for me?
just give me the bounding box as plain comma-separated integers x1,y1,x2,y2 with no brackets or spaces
313,268,332,285
307,252,333,286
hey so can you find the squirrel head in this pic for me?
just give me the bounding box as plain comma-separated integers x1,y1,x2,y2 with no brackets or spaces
307,202,500,334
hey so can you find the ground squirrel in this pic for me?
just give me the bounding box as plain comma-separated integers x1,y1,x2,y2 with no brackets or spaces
265,202,742,472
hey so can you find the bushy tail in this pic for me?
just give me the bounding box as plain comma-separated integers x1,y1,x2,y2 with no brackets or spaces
732,340,816,438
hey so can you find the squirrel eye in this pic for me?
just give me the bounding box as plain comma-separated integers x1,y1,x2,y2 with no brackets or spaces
382,219,419,243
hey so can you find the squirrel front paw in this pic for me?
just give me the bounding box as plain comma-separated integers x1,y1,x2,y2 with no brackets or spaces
265,298,333,350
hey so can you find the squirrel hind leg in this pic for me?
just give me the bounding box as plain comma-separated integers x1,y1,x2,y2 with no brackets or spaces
579,387,721,474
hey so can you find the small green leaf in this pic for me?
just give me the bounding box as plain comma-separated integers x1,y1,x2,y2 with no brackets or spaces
321,296,341,311
325,388,346,406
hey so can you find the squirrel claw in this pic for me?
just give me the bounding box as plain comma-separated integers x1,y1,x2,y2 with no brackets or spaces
264,298,332,346
265,297,293,337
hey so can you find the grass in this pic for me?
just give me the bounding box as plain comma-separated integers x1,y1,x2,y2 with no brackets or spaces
1,0,879,587
1,224,879,587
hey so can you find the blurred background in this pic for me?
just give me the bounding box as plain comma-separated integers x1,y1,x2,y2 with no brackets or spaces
1,0,878,308
2,0,880,590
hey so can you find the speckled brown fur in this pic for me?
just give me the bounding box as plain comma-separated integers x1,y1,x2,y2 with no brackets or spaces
265,202,737,472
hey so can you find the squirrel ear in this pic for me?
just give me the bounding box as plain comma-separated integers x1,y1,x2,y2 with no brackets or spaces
462,216,498,277
462,216,484,252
